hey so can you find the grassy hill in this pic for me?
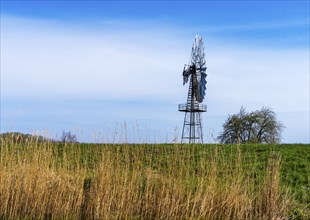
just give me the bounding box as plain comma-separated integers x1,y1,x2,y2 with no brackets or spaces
0,138,309,219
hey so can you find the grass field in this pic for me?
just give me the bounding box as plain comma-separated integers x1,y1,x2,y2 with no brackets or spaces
0,136,309,219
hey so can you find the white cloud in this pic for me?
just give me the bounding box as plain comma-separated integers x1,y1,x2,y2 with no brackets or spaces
207,42,309,114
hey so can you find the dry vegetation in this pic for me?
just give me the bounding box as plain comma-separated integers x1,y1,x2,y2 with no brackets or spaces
0,136,304,219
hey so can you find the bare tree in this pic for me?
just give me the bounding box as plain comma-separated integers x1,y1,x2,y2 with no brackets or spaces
61,131,77,143
218,107,284,144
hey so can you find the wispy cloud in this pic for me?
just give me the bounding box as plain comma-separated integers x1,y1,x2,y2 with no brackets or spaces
1,15,187,101
1,15,309,143
202,19,310,33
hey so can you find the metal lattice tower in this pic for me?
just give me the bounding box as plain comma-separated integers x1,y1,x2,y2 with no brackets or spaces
178,35,207,144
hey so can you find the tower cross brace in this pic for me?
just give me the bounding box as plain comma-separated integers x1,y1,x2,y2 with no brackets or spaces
178,73,207,144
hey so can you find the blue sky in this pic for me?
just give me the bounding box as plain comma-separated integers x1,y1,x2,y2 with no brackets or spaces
1,1,309,143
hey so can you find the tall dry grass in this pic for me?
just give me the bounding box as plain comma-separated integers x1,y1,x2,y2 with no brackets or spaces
0,136,292,219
